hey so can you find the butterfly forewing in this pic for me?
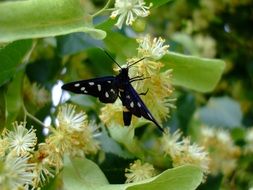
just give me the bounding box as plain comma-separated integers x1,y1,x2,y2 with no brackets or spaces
120,84,164,132
62,76,119,103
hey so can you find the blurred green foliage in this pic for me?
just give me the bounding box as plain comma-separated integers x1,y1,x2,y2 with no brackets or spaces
0,0,252,189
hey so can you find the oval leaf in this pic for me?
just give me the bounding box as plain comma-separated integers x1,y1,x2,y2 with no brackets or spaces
0,0,106,42
63,156,109,190
162,52,225,92
63,156,202,190
0,40,32,86
5,70,24,128
125,165,203,190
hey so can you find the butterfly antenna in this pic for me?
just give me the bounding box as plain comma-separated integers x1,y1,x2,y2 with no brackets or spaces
103,50,122,69
128,57,146,68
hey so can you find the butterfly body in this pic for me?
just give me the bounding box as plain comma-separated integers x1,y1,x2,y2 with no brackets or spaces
62,63,164,132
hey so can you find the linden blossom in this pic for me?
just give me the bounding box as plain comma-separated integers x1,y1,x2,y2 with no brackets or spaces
7,122,37,156
110,0,152,29
137,35,170,60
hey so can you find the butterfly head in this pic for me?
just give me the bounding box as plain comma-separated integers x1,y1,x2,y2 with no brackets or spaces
117,67,129,82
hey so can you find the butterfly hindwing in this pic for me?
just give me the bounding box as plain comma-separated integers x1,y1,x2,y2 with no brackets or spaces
120,84,164,132
62,76,119,103
123,111,132,126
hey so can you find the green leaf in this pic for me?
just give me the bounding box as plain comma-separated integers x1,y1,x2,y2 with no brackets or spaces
98,126,134,159
63,156,109,190
56,33,104,56
0,87,6,131
70,95,97,109
197,96,242,128
0,0,106,42
148,0,173,8
108,125,135,146
104,32,137,62
0,40,32,86
125,165,202,190
168,93,196,134
162,52,225,92
231,127,245,143
63,157,203,190
5,71,24,128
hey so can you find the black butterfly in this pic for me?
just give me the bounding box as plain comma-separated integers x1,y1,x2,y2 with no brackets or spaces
61,52,164,132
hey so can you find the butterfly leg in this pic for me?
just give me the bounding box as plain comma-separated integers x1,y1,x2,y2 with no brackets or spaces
130,76,151,83
130,75,144,80
138,88,149,96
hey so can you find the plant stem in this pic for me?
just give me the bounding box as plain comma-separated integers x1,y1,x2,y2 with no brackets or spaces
92,0,112,17
22,103,46,128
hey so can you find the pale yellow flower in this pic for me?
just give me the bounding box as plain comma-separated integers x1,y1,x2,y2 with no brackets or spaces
137,35,169,60
7,122,37,156
0,135,9,157
0,153,35,190
161,129,210,180
45,104,99,168
161,129,183,158
57,104,87,132
111,0,152,29
172,138,210,181
23,78,50,107
100,100,124,126
32,145,55,187
125,160,155,183
199,126,240,176
172,138,210,176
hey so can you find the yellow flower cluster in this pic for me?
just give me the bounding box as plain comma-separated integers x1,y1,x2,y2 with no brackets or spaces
110,0,152,29
100,35,174,128
23,77,50,108
0,122,37,190
161,129,210,180
0,104,100,189
199,126,241,176
125,159,156,183
36,104,100,174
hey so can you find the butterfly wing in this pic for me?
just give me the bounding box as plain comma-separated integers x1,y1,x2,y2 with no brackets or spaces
62,76,119,103
123,111,132,126
120,84,164,132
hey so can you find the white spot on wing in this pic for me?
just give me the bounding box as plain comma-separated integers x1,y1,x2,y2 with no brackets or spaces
105,92,109,98
74,83,80,87
130,102,134,108
147,113,152,119
81,87,85,91
89,82,95,86
126,95,130,99
110,89,115,94
137,102,141,107
97,84,101,91
107,81,111,84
